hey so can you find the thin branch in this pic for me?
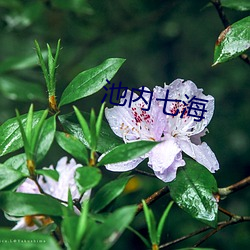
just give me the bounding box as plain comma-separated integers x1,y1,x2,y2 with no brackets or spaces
211,0,250,66
218,206,235,218
134,169,156,178
136,186,169,215
159,216,250,249
193,216,250,247
218,176,250,198
159,224,212,249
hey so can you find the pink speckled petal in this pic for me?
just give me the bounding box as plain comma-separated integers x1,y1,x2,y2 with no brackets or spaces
155,79,214,137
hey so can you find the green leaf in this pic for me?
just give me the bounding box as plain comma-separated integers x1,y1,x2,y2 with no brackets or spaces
36,116,56,162
0,228,60,250
62,215,80,250
168,159,218,227
0,111,44,157
4,153,28,175
36,169,59,181
83,205,137,250
75,167,102,194
0,164,27,190
62,201,89,250
157,201,174,244
76,201,89,248
142,200,157,245
221,0,250,11
89,109,97,150
96,102,105,140
73,106,91,147
0,76,46,102
213,16,250,65
59,58,125,106
0,192,65,216
91,176,132,213
56,131,89,165
59,112,123,153
97,141,159,166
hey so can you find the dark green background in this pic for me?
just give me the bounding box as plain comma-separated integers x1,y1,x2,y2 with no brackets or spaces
0,0,249,249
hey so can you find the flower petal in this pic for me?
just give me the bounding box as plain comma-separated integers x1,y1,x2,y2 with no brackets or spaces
105,89,166,142
179,139,219,173
12,218,38,231
105,156,145,172
16,178,40,194
155,79,214,137
148,137,185,182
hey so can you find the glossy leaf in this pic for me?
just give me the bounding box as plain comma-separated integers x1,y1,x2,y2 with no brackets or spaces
168,159,218,227
4,153,28,175
0,164,27,190
97,141,158,166
83,205,137,250
91,176,132,213
56,131,89,165
221,0,250,11
0,228,60,250
36,169,59,181
59,58,125,106
0,76,46,102
0,192,65,216
75,167,102,194
59,113,123,153
213,16,250,65
36,116,56,162
0,111,44,157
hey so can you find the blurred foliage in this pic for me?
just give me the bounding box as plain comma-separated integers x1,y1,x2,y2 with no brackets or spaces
0,0,249,249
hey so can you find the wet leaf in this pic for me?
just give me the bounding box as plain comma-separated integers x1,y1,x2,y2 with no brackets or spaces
97,141,158,166
75,167,102,194
59,112,123,153
0,111,44,157
37,116,56,162
0,192,65,216
168,159,218,227
213,16,250,65
0,164,27,190
56,131,89,165
59,58,125,106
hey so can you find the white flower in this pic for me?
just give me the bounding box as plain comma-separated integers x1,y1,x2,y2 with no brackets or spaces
103,79,219,182
12,157,90,231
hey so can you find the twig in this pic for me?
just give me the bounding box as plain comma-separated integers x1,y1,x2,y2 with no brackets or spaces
211,0,250,66
136,186,169,215
134,169,157,178
218,206,235,218
193,216,250,247
218,176,250,198
159,216,250,249
159,224,212,249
